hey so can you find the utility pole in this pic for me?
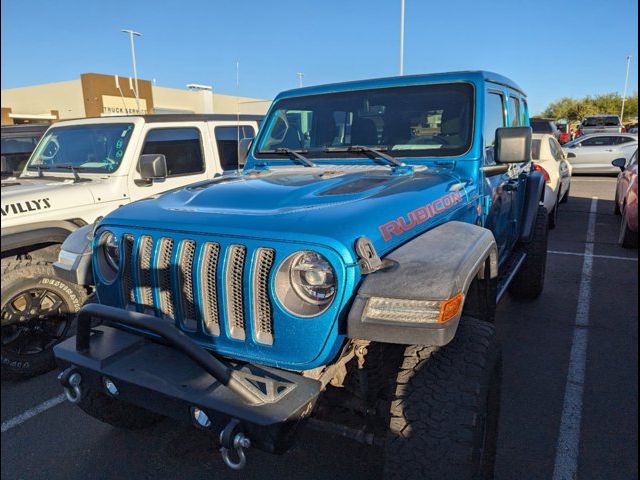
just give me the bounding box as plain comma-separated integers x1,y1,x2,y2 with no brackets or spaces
296,72,304,88
121,29,142,111
620,55,632,122
399,0,405,75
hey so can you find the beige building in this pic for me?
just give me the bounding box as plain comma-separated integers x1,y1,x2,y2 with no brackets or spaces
1,72,270,125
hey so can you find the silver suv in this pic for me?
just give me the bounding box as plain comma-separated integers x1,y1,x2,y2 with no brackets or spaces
579,115,623,135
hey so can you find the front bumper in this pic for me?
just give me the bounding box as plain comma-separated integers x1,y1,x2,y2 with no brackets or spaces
54,304,321,454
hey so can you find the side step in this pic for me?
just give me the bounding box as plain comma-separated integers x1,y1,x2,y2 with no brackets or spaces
496,251,526,302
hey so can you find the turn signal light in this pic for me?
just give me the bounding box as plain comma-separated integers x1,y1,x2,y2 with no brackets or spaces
438,293,464,323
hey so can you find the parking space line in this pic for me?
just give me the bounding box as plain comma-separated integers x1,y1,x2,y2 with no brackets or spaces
552,197,598,480
548,250,638,261
1,394,66,433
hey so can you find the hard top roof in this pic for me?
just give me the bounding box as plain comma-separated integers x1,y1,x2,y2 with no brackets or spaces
1,124,49,136
48,113,264,125
275,71,526,100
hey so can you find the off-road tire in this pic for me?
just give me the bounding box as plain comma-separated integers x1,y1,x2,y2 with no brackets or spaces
509,205,548,299
384,317,501,480
1,261,87,380
619,210,638,248
77,390,164,429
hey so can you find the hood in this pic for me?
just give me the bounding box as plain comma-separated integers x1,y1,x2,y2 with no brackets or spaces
102,166,471,259
1,176,96,224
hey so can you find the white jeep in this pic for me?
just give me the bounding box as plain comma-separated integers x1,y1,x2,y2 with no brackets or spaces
1,114,261,379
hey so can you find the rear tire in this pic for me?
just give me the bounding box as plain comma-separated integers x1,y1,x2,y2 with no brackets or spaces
560,184,569,204
548,195,559,230
509,206,548,299
77,390,164,429
384,317,501,480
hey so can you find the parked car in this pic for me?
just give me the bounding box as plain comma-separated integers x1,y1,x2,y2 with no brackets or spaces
1,124,48,179
578,114,624,136
531,133,572,228
530,117,560,140
627,124,638,135
0,113,262,379
563,133,638,174
53,71,548,479
613,149,638,248
556,122,571,144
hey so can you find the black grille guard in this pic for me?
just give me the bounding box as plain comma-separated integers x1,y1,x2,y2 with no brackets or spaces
75,303,286,405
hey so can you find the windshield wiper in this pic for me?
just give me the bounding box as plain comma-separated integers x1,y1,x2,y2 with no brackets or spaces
27,164,51,177
56,164,88,182
324,145,405,167
260,148,315,167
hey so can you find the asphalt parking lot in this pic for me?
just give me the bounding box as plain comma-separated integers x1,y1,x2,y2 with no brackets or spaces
1,176,637,480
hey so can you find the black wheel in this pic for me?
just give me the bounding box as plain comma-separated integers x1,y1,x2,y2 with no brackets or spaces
548,196,559,230
509,205,548,299
1,262,87,380
384,317,501,480
77,390,164,429
619,210,638,248
560,184,570,204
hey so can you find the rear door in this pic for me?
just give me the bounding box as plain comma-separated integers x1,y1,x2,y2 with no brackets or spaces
210,123,257,172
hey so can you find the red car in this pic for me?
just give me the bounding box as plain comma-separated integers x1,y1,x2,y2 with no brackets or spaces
613,149,638,248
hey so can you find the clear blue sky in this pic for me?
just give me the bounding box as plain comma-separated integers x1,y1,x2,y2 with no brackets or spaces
1,0,638,114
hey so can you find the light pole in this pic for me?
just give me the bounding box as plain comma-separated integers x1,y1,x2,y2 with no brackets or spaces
296,72,304,88
399,0,405,75
620,55,632,122
121,29,142,111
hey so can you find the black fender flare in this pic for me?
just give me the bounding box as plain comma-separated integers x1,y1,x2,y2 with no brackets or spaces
519,170,546,243
1,220,84,254
346,221,498,346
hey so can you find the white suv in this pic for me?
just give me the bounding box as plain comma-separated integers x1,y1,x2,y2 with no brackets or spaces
1,114,261,379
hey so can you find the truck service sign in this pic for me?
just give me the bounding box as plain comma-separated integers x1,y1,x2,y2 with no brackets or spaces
101,95,148,115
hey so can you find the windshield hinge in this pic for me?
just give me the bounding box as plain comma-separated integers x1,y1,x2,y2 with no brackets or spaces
355,237,385,274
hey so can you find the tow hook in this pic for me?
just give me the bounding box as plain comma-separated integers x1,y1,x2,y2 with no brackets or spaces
58,367,82,404
219,418,251,470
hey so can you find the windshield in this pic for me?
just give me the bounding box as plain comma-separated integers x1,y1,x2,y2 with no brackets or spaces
255,83,474,160
25,123,134,174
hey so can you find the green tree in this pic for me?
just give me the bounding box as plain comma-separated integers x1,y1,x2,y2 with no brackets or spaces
542,92,638,122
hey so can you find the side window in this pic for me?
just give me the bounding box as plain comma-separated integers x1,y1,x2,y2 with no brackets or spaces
521,100,529,126
508,96,520,126
616,136,634,145
581,136,616,147
548,138,563,161
141,128,204,176
484,92,505,149
215,125,256,171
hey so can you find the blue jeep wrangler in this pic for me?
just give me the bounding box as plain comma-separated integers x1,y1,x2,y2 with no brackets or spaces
53,71,547,479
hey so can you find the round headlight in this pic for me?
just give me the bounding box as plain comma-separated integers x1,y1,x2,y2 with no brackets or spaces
97,230,120,282
275,251,336,317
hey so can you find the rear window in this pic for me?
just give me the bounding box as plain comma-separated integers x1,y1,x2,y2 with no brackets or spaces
582,116,621,127
530,119,553,133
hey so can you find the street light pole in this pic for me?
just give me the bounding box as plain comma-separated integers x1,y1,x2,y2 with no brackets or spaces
620,55,632,122
296,72,304,87
121,29,142,111
399,0,405,75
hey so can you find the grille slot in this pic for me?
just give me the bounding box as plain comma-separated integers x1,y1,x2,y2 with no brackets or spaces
252,248,275,345
200,242,221,335
156,237,175,318
178,240,197,330
122,235,135,306
225,245,247,340
137,235,155,311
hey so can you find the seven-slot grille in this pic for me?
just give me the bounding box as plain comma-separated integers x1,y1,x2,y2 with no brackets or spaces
121,234,276,345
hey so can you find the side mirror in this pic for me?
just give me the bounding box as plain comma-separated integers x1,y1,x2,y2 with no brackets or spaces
238,138,253,167
495,127,532,164
139,154,167,181
566,152,577,158
612,157,626,170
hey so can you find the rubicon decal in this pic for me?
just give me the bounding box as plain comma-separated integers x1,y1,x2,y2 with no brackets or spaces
1,198,51,216
379,192,463,241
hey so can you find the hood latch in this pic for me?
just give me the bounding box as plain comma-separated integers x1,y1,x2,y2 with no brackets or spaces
355,237,385,274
